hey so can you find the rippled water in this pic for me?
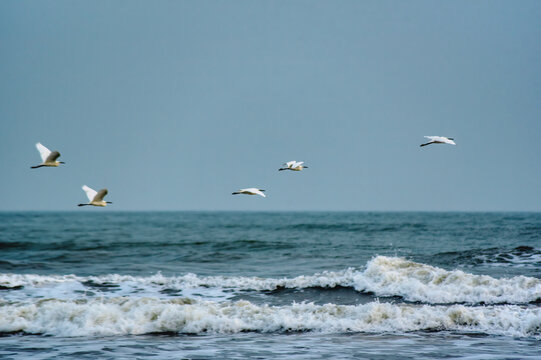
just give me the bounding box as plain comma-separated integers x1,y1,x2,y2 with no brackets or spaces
0,212,540,359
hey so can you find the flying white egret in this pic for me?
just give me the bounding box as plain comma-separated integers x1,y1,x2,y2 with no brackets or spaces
31,142,65,168
279,160,308,171
78,185,113,207
420,136,456,147
232,188,266,197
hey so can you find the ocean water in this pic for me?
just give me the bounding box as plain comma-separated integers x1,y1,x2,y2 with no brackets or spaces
0,211,540,359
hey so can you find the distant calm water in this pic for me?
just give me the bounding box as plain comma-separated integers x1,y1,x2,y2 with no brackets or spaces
0,212,540,359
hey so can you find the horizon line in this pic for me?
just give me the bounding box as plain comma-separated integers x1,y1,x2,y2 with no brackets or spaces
0,209,540,213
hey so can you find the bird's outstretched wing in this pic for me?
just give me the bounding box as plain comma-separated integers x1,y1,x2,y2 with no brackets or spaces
82,185,98,202
283,161,296,168
249,188,266,197
245,188,266,197
36,143,51,162
46,151,61,162
294,161,304,167
423,136,455,145
94,189,108,202
441,137,456,145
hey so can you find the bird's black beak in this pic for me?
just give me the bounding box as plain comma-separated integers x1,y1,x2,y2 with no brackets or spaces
106,201,113,204
59,162,66,164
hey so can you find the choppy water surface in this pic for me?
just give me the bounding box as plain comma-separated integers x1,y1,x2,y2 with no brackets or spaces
0,212,540,359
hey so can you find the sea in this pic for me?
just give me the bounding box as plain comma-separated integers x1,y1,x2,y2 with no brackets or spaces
0,211,540,359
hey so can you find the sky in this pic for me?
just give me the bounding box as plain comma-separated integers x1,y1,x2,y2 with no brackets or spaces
1,0,540,211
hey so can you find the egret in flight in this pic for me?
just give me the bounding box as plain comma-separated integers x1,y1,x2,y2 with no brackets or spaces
78,185,113,207
232,188,266,197
279,161,308,171
31,142,65,168
420,136,456,147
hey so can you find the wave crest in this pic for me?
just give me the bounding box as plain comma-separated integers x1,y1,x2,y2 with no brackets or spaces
1,256,540,304
353,256,541,304
1,297,539,338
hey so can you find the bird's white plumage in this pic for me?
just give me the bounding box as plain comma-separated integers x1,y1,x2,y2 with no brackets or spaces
93,189,108,202
36,143,52,162
82,185,98,202
424,136,456,145
284,161,296,168
280,160,307,171
235,188,266,197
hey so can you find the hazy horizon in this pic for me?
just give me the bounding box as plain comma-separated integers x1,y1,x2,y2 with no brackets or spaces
2,210,540,214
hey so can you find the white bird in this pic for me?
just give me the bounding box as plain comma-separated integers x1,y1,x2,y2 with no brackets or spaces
279,160,308,171
232,188,266,197
31,142,65,168
420,136,456,147
78,185,113,207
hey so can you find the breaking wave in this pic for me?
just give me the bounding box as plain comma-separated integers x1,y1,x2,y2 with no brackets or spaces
0,297,539,338
435,246,541,269
354,256,541,304
1,256,540,304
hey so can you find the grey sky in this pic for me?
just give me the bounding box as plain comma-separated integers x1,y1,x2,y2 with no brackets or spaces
1,0,540,211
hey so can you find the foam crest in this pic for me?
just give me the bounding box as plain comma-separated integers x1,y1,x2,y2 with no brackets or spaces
0,270,356,289
476,247,541,268
354,256,541,304
1,256,539,304
0,297,539,338
0,270,360,302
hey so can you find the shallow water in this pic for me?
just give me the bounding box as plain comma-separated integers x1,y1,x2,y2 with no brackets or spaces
0,212,540,358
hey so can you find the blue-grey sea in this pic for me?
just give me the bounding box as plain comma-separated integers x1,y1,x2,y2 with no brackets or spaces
0,211,540,359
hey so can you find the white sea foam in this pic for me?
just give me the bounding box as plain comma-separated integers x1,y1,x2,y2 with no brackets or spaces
474,250,541,268
351,256,541,304
0,297,539,338
1,256,539,304
0,270,358,302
